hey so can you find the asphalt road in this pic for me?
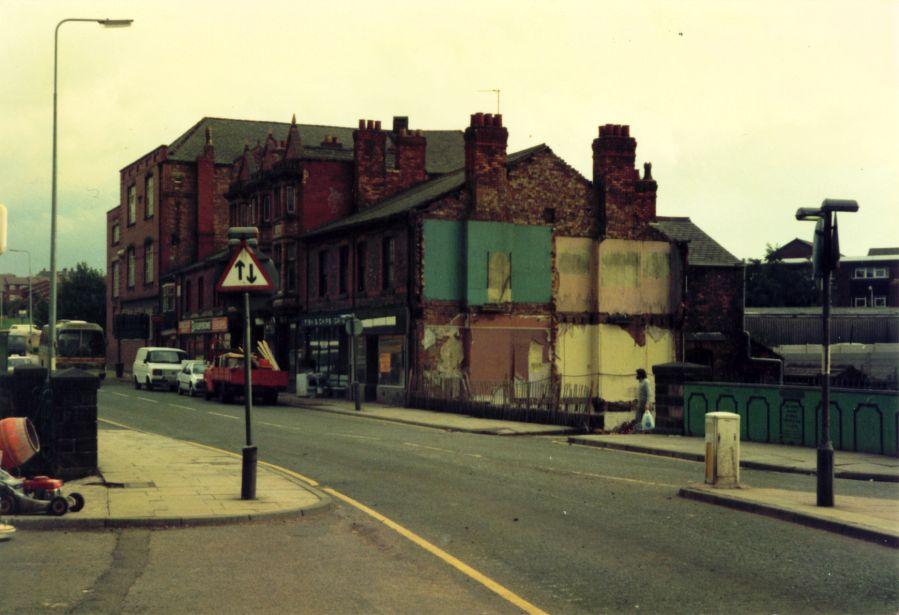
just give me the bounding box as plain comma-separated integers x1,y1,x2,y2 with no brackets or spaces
7,380,898,614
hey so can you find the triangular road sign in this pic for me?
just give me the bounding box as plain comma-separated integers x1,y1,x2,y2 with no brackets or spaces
217,242,274,293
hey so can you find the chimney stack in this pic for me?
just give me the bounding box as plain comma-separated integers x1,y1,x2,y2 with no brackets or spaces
464,112,508,218
353,119,387,208
593,124,656,239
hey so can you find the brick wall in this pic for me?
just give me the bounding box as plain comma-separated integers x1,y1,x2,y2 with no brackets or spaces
685,265,744,334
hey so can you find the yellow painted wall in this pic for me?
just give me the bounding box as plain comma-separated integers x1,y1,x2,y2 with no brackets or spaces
597,239,675,315
556,237,595,312
596,324,674,402
556,322,675,402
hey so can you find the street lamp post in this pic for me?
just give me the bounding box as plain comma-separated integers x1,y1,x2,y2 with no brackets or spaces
795,199,859,507
8,249,32,330
49,17,133,374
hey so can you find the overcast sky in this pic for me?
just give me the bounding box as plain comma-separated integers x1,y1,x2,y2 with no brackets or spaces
1,0,897,276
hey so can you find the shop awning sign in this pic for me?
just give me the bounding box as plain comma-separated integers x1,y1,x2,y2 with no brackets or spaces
216,242,274,293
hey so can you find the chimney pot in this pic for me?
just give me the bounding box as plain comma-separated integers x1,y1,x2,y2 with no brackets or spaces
375,120,381,130
623,126,630,137
473,112,484,127
358,119,365,130
495,114,503,127
393,116,409,133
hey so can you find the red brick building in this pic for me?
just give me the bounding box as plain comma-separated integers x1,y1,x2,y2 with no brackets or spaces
108,111,755,408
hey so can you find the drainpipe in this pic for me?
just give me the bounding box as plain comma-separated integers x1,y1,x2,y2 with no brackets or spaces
742,265,783,383
405,213,415,405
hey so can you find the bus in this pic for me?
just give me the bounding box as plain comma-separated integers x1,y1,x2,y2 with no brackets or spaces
39,320,106,380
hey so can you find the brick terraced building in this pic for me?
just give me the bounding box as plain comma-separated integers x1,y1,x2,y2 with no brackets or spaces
107,112,751,419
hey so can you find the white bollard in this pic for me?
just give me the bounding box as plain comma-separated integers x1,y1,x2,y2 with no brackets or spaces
704,412,740,487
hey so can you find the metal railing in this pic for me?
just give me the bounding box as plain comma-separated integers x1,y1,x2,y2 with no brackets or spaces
409,377,597,430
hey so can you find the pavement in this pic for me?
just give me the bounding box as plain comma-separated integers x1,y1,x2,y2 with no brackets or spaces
1,427,330,530
2,390,897,548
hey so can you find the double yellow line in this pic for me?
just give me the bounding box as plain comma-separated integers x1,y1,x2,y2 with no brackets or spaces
99,418,549,614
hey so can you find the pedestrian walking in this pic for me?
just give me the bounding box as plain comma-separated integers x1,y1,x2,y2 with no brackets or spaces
634,368,652,432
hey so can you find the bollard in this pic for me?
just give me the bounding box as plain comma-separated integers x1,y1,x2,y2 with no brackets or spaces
241,445,257,500
704,412,740,487
355,382,364,411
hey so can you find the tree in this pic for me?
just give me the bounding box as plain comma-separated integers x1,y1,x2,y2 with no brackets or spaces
57,262,106,326
745,244,818,307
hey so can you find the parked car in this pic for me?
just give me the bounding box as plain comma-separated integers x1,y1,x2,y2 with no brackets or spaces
177,361,208,397
6,354,38,374
132,347,188,391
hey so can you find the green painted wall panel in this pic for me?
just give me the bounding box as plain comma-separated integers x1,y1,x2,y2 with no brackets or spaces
683,383,899,456
423,219,465,300
465,221,551,305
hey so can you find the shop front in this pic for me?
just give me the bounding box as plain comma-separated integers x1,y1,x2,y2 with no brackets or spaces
178,316,231,363
298,306,407,404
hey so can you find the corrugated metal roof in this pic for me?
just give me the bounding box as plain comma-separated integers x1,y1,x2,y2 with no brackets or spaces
165,117,464,174
650,217,741,266
302,144,548,239
746,309,899,346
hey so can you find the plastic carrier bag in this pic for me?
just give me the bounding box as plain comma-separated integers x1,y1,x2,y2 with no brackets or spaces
640,409,655,431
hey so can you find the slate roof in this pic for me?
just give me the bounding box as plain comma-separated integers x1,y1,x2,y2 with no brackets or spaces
166,117,464,174
302,144,548,239
868,247,899,256
650,217,741,266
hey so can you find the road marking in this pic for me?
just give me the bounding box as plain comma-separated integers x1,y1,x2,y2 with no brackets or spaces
328,433,379,441
322,487,549,615
111,392,130,398
207,411,240,420
168,404,197,411
95,417,547,614
564,469,676,488
136,397,158,404
552,439,696,464
403,442,482,459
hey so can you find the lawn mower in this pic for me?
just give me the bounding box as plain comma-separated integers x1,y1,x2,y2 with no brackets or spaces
0,468,84,516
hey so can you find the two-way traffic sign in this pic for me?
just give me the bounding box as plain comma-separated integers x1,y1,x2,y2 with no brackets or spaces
216,242,274,293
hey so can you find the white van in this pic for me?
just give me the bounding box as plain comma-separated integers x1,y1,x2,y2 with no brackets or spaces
132,347,188,391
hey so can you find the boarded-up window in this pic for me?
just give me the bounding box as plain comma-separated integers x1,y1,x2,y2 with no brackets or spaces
487,252,512,303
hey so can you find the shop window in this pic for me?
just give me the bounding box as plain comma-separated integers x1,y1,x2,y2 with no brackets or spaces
127,185,136,225
145,175,155,218
318,250,329,297
144,240,154,284
381,237,395,291
378,335,405,387
487,251,512,303
126,247,135,288
286,243,297,293
339,245,349,295
356,241,367,293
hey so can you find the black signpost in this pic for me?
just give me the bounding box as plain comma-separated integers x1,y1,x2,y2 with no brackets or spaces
216,227,274,500
795,199,859,507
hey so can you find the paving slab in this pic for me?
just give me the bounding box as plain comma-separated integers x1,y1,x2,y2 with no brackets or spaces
569,433,899,482
284,395,576,436
1,429,330,530
679,483,899,548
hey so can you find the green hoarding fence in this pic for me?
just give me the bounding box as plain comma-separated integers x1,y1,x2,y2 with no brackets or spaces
684,382,899,456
